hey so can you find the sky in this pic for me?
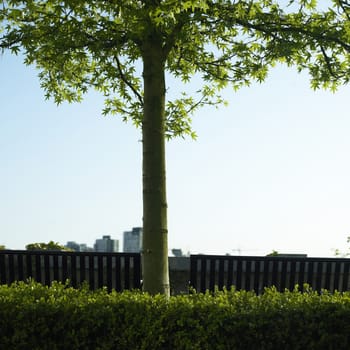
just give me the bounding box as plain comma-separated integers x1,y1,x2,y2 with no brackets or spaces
1,50,350,258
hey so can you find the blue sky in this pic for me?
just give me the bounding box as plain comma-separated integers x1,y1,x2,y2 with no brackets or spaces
1,50,350,257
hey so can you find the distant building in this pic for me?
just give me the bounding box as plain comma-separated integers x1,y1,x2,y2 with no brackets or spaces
94,235,119,252
172,248,184,257
65,241,81,251
65,241,94,252
123,227,142,252
79,243,94,252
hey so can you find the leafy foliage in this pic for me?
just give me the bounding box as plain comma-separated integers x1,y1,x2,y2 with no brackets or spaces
25,241,72,251
266,249,279,256
2,1,350,138
1,281,350,349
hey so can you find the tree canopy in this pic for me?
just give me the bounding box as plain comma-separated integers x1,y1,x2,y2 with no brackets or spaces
25,241,72,251
2,0,350,295
2,1,350,137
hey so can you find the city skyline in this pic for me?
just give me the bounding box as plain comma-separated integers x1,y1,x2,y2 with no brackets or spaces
65,229,142,253
1,51,350,258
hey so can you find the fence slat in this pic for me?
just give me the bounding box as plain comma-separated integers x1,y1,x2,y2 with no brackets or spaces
271,260,279,287
134,254,141,289
98,255,104,289
218,259,225,290
8,254,15,284
254,260,260,294
200,259,207,293
236,259,242,290
190,256,198,292
316,262,323,291
289,261,296,291
88,255,95,289
342,262,350,291
53,255,59,281
227,259,233,288
245,260,252,290
44,254,50,286
106,255,112,292
80,255,86,284
124,256,130,290
71,255,77,288
334,261,341,292
18,254,24,281
209,258,216,291
0,254,6,284
26,254,32,279
62,255,68,283
298,261,306,292
307,261,314,287
325,262,333,291
262,260,269,289
35,254,42,283
115,256,121,291
280,260,288,291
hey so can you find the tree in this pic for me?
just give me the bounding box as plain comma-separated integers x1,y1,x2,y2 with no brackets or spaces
266,250,279,257
2,0,350,295
25,241,73,251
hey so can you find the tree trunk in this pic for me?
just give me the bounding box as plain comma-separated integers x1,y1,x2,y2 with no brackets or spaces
141,40,170,296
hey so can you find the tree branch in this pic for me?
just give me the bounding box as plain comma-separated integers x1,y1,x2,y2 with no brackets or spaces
320,45,339,79
338,0,350,21
162,13,187,58
114,55,144,106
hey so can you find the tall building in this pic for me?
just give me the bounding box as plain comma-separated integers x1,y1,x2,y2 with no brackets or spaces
94,235,119,252
123,227,142,253
65,241,94,252
65,241,80,251
79,243,94,252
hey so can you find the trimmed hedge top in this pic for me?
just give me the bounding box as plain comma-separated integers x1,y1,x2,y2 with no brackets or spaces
1,281,350,349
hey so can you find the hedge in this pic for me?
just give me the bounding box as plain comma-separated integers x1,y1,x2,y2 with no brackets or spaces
1,280,350,349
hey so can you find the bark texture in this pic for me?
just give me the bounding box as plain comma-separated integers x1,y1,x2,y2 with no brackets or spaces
141,39,170,296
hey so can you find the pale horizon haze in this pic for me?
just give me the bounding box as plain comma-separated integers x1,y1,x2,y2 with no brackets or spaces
1,51,350,258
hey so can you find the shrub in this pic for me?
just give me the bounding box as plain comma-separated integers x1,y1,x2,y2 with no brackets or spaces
1,281,350,349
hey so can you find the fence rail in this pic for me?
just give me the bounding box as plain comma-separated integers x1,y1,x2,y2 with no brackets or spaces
0,250,141,291
190,254,350,294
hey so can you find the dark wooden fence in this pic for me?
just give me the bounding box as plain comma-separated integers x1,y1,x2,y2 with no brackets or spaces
190,254,350,294
4,252,350,294
0,250,141,292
